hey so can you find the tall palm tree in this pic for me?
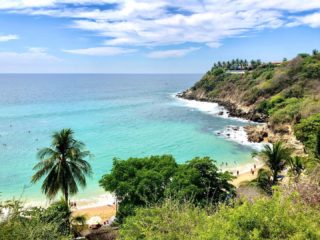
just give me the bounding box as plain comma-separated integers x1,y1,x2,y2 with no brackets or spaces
32,128,92,203
256,141,291,184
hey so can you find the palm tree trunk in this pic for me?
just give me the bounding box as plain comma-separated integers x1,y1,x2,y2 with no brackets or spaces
272,171,278,185
64,189,69,204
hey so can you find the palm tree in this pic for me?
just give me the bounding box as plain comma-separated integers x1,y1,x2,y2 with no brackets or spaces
244,59,248,69
254,141,291,185
288,156,304,182
312,49,319,56
32,128,92,203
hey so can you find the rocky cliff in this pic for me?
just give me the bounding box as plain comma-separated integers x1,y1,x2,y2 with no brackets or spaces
179,53,320,154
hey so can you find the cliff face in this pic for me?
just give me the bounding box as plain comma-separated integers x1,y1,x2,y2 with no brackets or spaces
179,54,320,153
178,88,267,122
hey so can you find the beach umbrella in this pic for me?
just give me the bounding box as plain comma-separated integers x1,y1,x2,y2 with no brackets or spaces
87,216,102,226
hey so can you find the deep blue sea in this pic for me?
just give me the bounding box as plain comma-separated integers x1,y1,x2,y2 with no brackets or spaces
0,74,259,203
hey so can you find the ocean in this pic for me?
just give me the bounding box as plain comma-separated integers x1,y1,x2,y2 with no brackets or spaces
0,74,261,204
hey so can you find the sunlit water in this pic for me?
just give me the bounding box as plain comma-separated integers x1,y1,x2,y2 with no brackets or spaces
0,74,259,203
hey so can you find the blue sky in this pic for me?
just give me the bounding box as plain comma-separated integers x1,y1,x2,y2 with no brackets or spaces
0,0,320,73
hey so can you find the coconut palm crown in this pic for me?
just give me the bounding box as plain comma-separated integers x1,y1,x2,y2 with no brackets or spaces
32,128,92,203
256,141,291,184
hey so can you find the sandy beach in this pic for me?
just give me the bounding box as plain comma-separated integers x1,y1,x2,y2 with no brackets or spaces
231,168,261,187
69,161,262,221
72,204,116,221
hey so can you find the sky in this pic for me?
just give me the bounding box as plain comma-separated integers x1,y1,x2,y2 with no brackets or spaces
0,0,320,73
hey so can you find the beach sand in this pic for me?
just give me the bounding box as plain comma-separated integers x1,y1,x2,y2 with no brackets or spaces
231,169,260,187
69,161,262,221
72,204,116,221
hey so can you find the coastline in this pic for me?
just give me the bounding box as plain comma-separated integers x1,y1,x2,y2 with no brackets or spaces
12,93,267,216
176,91,305,155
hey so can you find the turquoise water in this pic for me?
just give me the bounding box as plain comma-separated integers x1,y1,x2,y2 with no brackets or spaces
0,74,255,202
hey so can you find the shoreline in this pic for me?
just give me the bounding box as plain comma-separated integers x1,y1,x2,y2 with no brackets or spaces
176,92,305,155
7,93,266,214
17,158,261,212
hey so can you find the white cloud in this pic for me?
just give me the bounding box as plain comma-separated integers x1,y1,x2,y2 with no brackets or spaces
0,34,19,42
1,0,320,51
63,46,137,56
0,48,60,64
147,47,200,58
0,0,120,9
292,12,320,28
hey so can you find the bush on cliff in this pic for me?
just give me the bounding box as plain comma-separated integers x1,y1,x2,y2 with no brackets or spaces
294,113,320,152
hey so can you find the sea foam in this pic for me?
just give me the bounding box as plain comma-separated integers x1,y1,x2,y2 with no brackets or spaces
173,93,267,151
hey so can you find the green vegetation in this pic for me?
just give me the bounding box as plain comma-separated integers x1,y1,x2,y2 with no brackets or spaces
246,142,291,194
3,50,320,239
120,191,320,240
257,142,291,184
0,200,72,240
1,129,92,239
294,113,320,152
1,127,320,239
189,51,320,151
31,128,93,203
99,155,234,222
209,59,263,72
166,157,235,205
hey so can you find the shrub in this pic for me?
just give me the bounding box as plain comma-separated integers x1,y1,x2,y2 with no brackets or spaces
99,156,234,222
0,200,70,240
120,192,320,240
294,113,320,151
303,62,320,79
269,98,302,124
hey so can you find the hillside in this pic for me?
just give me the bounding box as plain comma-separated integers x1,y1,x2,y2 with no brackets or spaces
179,52,320,153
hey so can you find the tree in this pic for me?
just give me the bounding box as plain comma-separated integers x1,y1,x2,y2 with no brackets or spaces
99,156,235,221
99,155,178,221
166,157,235,205
288,156,305,182
245,168,273,195
32,128,92,203
254,142,291,185
312,49,319,56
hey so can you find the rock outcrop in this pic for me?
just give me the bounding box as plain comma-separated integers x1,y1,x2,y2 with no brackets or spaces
178,90,306,155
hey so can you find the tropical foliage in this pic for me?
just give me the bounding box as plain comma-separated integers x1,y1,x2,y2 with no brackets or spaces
31,128,92,203
99,155,234,221
120,191,320,240
209,59,263,73
288,156,305,182
294,113,320,152
0,200,71,240
190,51,320,150
255,141,291,186
166,157,235,205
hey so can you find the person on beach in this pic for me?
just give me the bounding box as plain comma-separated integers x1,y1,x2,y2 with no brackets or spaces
237,170,239,176
254,164,256,169
251,168,254,175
